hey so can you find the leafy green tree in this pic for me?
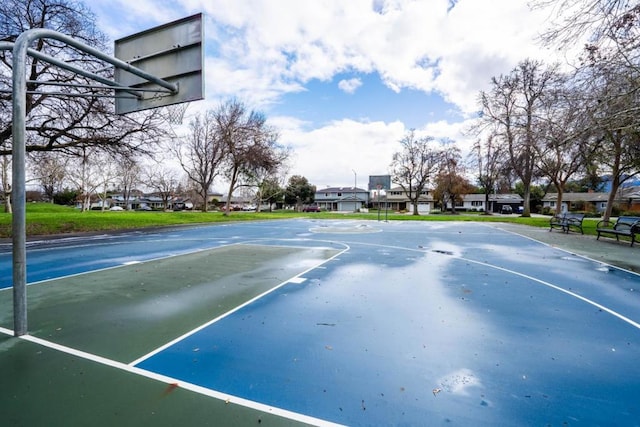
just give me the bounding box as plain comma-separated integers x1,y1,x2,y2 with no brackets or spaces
284,175,315,211
258,177,284,211
515,182,545,213
53,188,77,206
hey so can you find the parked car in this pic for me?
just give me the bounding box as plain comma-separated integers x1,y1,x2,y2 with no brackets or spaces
303,205,321,212
109,206,124,211
500,205,513,214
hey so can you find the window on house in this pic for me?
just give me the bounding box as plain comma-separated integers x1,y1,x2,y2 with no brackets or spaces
337,193,342,197
455,200,464,207
471,201,483,207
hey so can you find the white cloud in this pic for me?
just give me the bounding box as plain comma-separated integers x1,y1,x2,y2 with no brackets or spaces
338,78,362,94
277,118,407,187
189,0,559,118
90,0,564,188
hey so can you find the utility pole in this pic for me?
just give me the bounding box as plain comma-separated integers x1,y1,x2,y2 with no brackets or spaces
352,169,357,212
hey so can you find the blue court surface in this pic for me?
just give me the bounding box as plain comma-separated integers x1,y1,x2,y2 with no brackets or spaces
1,219,640,426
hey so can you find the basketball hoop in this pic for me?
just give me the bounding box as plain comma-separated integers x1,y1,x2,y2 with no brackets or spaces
162,102,189,125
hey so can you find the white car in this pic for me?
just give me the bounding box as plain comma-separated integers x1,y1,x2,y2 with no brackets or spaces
109,206,124,211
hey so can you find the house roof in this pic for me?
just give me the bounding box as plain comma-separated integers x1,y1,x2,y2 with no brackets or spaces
317,187,368,193
462,193,523,203
619,186,640,199
541,192,610,202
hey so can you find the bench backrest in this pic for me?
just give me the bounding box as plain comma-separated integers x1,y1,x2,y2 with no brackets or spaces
565,213,585,220
615,216,640,231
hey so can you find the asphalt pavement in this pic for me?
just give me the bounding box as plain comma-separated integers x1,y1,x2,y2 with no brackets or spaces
493,221,640,274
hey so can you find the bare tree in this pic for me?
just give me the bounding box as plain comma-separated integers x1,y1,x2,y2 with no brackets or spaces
534,0,639,59
0,0,169,158
213,99,285,215
172,111,226,212
145,165,179,211
480,59,561,217
66,146,117,211
472,134,505,214
534,81,598,214
534,0,640,218
115,156,141,210
29,151,68,203
390,130,442,216
582,61,640,220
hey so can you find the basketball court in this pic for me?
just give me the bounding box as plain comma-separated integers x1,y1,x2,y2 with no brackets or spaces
3,13,640,426
1,219,639,426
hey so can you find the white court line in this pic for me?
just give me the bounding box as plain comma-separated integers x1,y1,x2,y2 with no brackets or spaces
0,241,244,293
493,223,640,277
461,256,640,330
128,244,349,367
322,236,640,331
0,327,344,426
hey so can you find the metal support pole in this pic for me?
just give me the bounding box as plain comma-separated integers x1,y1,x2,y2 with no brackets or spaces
12,36,28,336
7,28,183,336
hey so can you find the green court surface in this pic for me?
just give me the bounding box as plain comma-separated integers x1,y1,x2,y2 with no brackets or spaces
1,335,305,427
1,243,339,426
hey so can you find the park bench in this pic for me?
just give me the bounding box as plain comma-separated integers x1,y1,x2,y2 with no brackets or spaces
549,212,585,234
596,216,640,246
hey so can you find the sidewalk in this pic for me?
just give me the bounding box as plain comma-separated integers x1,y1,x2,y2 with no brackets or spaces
493,222,640,274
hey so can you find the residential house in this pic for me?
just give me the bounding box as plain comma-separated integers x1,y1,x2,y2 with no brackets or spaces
618,186,640,213
542,189,640,214
541,192,610,214
314,187,369,211
383,187,434,213
460,193,523,213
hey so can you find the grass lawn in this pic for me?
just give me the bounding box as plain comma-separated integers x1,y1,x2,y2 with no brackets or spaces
0,202,572,239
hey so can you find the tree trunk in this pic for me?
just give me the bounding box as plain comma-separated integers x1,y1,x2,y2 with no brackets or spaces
521,187,531,217
555,187,564,215
223,166,239,216
603,175,620,223
201,189,209,212
4,192,11,213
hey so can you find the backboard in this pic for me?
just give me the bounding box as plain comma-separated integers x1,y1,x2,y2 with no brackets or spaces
368,175,391,191
114,13,204,114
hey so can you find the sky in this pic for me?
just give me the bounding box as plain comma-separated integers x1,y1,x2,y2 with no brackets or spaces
88,0,564,191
